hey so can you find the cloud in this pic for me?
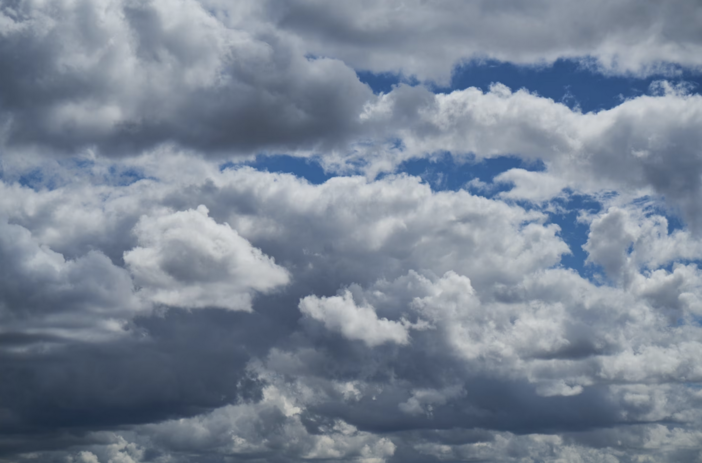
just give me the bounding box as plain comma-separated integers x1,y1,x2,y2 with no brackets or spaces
584,207,638,282
0,217,144,347
124,205,289,311
0,162,567,457
2,157,702,460
495,168,567,202
273,0,702,81
0,0,371,155
3,0,702,165
299,290,410,347
348,83,702,229
3,1,702,461
0,195,289,354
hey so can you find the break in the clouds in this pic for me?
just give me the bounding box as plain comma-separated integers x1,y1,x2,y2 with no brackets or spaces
2,1,702,463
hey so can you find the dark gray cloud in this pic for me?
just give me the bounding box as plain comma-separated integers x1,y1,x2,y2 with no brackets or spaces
0,0,371,156
3,0,702,161
347,83,702,229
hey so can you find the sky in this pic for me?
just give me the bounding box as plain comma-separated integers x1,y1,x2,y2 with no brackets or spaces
2,1,702,462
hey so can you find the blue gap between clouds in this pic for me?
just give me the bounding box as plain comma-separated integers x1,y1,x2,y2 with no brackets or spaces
16,168,47,190
547,192,601,279
359,59,702,113
232,151,540,191
391,152,542,193
222,155,333,185
3,158,149,191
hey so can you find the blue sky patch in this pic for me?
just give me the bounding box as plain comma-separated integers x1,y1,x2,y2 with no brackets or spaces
227,155,334,185
359,59,702,113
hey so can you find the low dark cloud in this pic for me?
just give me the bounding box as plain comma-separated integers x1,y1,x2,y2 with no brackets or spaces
0,0,371,156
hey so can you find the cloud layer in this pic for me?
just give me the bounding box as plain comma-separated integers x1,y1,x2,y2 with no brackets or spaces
2,1,702,462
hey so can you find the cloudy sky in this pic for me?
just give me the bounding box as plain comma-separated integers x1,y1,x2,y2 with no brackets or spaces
2,1,702,462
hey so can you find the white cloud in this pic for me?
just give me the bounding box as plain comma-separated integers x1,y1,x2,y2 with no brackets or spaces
124,205,289,311
0,0,372,155
299,290,409,347
345,83,702,231
3,0,702,170
495,168,567,202
3,153,702,460
5,1,702,461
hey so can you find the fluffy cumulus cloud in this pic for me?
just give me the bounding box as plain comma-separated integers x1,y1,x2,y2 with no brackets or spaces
352,83,702,225
299,290,411,347
2,1,702,463
125,205,289,311
0,217,144,346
